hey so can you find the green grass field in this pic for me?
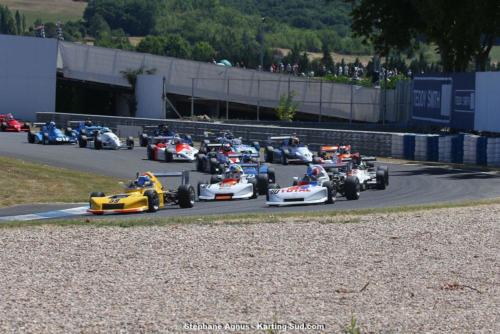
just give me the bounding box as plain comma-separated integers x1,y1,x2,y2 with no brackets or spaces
0,156,120,208
2,0,86,26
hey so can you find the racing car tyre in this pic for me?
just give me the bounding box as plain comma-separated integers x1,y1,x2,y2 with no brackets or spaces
147,145,155,160
79,135,88,148
127,137,134,149
209,158,219,174
94,137,102,150
27,132,35,144
165,151,173,162
281,152,288,165
217,163,225,174
42,133,49,145
323,181,336,204
344,176,361,200
249,179,258,199
0,122,6,131
267,167,276,183
210,176,219,184
376,170,386,190
196,154,206,171
140,133,149,147
265,146,274,163
377,166,389,186
144,190,160,212
266,183,280,201
177,185,195,208
197,182,203,199
257,174,269,195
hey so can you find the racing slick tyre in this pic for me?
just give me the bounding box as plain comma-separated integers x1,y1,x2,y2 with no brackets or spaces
249,179,258,199
197,182,203,199
210,175,219,184
281,151,288,165
217,163,225,174
140,133,149,147
344,176,361,200
42,133,49,145
323,181,336,204
267,167,276,183
266,183,280,201
147,145,155,160
127,137,134,149
27,131,35,144
165,151,174,162
94,137,103,150
209,158,219,174
0,122,6,131
144,190,160,212
376,170,386,190
257,174,269,195
265,146,274,163
177,185,195,208
196,154,206,171
78,135,88,148
377,166,389,186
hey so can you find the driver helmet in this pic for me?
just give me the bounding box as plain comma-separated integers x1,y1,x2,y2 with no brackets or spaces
306,166,321,181
173,136,181,144
225,131,234,140
241,154,253,163
228,164,243,178
7,113,13,120
49,121,56,127
84,120,92,127
135,175,152,187
291,136,300,146
223,143,232,152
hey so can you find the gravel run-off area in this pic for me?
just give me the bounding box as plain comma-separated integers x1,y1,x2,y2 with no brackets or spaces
0,205,499,333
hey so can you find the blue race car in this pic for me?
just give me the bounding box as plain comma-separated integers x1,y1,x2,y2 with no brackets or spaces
195,143,236,174
264,135,315,165
27,121,77,145
201,131,260,157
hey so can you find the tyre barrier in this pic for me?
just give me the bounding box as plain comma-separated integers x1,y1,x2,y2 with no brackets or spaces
487,138,500,167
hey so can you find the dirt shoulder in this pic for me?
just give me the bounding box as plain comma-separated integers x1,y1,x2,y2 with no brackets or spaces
0,205,498,333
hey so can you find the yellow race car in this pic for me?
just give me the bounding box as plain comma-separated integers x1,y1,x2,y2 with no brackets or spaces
88,171,195,214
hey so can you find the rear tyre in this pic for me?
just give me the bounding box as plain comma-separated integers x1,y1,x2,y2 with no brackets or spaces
79,135,88,148
281,151,288,165
177,185,195,208
209,158,219,174
376,170,386,190
94,137,102,150
217,163,225,174
344,176,360,200
27,132,35,144
378,166,389,186
144,190,160,212
265,146,274,163
42,133,49,145
165,151,173,162
0,122,6,131
196,154,206,171
127,137,134,149
147,145,155,160
140,133,149,147
256,174,269,195
323,181,336,204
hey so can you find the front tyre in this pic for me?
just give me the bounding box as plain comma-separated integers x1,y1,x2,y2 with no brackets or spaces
344,176,360,200
178,185,195,208
323,181,336,204
144,190,160,212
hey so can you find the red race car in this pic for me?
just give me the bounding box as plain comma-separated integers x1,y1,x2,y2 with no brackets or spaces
0,114,30,132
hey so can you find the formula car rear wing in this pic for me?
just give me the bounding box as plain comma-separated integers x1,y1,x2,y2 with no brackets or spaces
149,171,190,185
361,156,377,161
269,136,294,140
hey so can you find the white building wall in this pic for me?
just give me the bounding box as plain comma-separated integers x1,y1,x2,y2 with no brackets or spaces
135,74,164,119
0,34,57,121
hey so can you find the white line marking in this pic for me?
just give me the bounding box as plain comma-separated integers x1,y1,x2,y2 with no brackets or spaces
0,206,89,222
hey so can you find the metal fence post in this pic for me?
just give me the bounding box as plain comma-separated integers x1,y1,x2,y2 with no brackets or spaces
257,78,261,121
191,78,194,118
226,78,229,120
349,84,354,124
319,79,323,122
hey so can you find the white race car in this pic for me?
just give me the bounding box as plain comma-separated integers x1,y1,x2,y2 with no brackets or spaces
198,165,258,201
147,136,199,162
266,165,336,206
79,128,134,150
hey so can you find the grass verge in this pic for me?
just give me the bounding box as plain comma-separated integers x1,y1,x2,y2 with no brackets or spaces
0,156,120,208
1,196,499,229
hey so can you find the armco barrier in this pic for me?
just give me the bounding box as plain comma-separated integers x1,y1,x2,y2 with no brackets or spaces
36,112,392,157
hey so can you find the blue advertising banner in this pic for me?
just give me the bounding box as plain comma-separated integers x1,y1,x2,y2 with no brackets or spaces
412,73,475,130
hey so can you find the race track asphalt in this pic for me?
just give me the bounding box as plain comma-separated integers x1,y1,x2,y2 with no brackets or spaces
1,132,500,219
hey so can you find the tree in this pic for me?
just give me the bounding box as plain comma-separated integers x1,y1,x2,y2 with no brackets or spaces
137,35,166,56
276,91,299,121
14,10,21,34
321,41,334,70
0,5,17,35
88,13,110,38
191,41,216,61
347,0,500,72
163,34,191,58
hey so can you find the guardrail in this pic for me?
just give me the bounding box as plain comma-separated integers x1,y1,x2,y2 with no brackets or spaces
37,112,500,167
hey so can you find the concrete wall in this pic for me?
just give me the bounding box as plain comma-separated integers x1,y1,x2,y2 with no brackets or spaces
475,72,500,133
0,35,57,121
135,75,164,119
